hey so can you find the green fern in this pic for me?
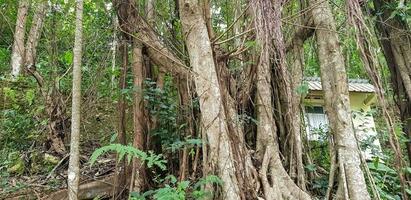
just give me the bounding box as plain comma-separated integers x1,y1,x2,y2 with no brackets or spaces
129,175,222,200
89,143,167,170
193,175,223,189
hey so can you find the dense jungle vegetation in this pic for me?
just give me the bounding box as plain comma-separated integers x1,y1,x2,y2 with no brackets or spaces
0,0,411,199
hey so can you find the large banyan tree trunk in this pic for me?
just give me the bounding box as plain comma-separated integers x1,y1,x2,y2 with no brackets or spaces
180,0,311,199
179,1,241,199
252,0,310,199
309,0,371,199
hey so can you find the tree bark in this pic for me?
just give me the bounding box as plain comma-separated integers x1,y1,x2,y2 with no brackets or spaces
179,1,241,199
25,1,47,71
110,14,118,89
113,0,147,193
252,0,310,199
309,0,371,199
289,33,307,191
112,40,128,199
347,0,409,198
373,0,411,166
130,38,146,193
67,0,84,199
10,0,29,79
146,0,155,26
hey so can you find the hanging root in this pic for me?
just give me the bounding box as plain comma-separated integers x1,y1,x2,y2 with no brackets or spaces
325,136,337,200
347,0,409,199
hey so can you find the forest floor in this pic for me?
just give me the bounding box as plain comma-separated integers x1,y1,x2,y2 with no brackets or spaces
1,139,116,199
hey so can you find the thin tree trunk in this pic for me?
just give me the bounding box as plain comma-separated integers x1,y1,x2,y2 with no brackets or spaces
286,2,311,189
146,0,155,26
179,1,241,199
177,77,192,181
10,0,29,79
203,0,214,39
112,40,128,199
23,1,65,156
25,1,47,71
43,5,67,155
130,38,146,193
110,15,118,89
67,0,84,199
309,0,371,199
233,0,242,47
23,1,67,156
289,35,306,190
113,0,147,193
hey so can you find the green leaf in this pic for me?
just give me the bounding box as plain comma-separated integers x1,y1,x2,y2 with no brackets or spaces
63,51,73,65
367,162,396,174
177,181,190,190
25,90,35,106
304,164,317,172
404,167,411,174
109,133,117,143
296,82,309,95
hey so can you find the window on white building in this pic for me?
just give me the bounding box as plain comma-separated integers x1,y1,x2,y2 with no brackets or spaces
305,106,329,140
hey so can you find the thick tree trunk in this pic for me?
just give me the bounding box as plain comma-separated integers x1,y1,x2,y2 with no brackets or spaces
253,4,276,162
67,0,84,199
252,0,310,199
179,1,241,199
10,0,29,79
374,0,411,166
25,1,47,71
309,0,371,199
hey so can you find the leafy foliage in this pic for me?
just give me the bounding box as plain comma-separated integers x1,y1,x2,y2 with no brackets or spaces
143,78,179,147
368,161,403,200
129,175,222,200
89,143,167,170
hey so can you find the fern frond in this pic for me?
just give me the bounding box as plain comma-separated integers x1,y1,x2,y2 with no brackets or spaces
89,143,167,169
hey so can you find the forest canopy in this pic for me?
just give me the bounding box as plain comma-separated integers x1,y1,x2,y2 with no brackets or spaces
0,0,411,199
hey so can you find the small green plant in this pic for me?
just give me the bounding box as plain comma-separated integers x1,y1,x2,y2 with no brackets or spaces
368,160,403,200
296,82,310,97
167,138,202,153
129,175,222,200
89,143,167,170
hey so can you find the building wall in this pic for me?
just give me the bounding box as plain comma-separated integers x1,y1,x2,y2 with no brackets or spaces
304,91,381,160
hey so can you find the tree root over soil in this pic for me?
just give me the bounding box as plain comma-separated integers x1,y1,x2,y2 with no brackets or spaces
44,175,114,200
4,175,114,200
